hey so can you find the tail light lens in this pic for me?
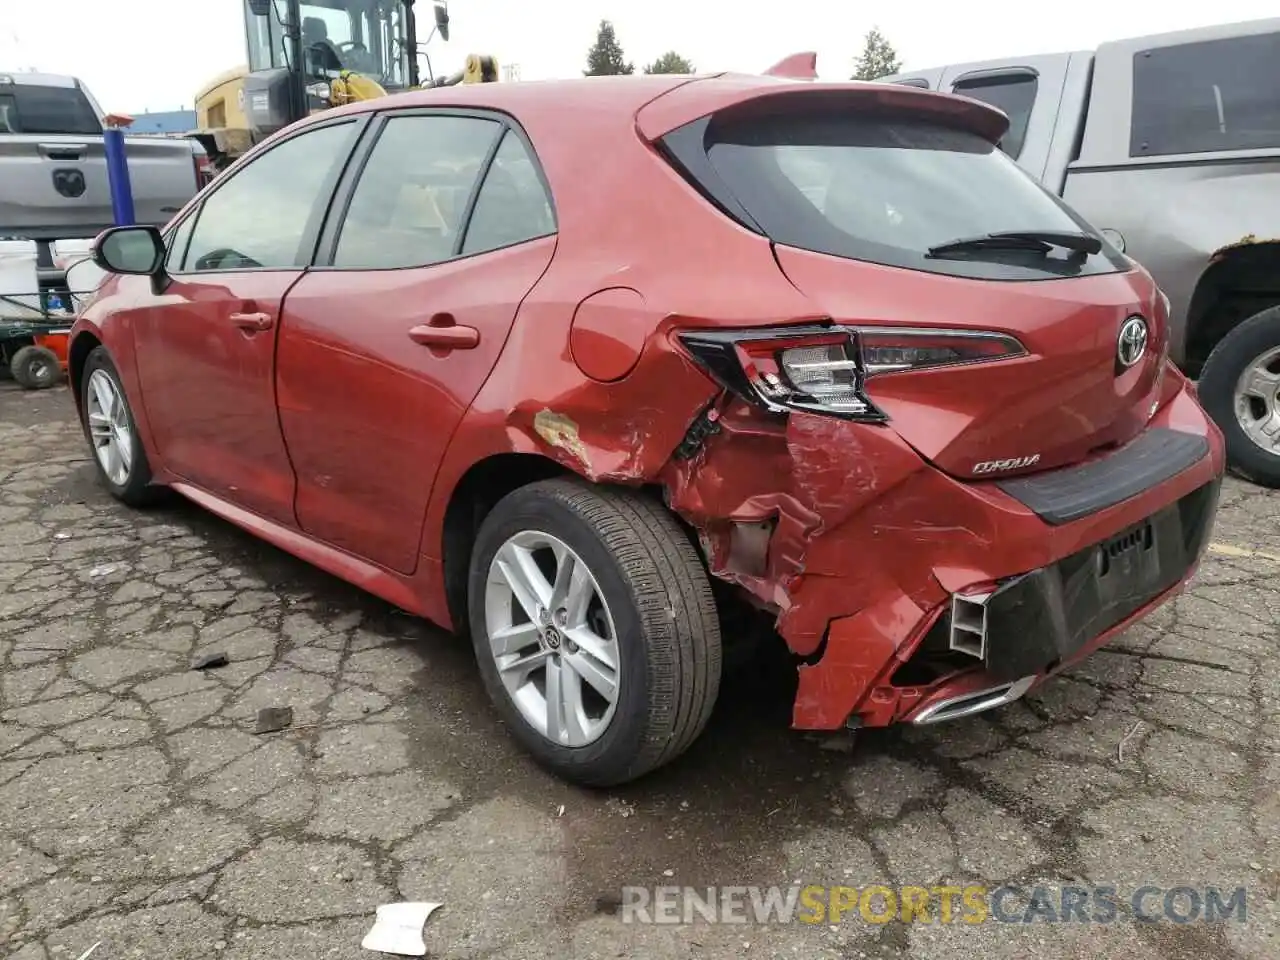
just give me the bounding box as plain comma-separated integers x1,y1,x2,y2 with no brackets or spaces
678,323,1025,421
854,326,1026,376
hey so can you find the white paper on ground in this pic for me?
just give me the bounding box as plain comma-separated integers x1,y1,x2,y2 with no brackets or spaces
361,901,444,957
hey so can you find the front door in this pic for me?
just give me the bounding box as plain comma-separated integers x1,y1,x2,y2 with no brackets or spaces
130,118,363,526
275,113,559,573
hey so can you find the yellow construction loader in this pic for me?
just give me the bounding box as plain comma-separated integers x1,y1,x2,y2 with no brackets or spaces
191,0,498,171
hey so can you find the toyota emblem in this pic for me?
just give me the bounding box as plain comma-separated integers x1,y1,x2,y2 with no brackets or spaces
1116,315,1148,371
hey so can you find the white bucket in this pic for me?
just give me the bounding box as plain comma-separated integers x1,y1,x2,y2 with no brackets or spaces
54,239,108,304
0,240,42,317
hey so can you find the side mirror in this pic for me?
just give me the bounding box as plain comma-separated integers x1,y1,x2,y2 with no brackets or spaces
93,225,165,276
434,3,450,42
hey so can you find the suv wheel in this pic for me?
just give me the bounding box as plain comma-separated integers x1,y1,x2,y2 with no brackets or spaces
80,346,163,506
468,478,722,786
1199,305,1280,488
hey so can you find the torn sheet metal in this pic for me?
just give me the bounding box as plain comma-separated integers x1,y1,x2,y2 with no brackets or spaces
361,901,443,957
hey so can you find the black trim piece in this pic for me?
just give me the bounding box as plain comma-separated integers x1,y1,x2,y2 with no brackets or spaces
981,479,1220,683
892,78,931,89
313,114,388,266
657,116,764,234
996,427,1210,526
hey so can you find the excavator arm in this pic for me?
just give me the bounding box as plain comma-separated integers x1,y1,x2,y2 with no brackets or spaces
426,54,499,87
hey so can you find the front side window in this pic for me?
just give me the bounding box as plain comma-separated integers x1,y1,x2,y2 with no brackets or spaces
682,106,1125,282
1131,32,1280,157
182,121,357,272
332,114,502,269
951,73,1037,160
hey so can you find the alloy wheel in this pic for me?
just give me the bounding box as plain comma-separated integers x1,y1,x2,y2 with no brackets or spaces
483,530,621,747
1233,345,1280,454
86,369,134,486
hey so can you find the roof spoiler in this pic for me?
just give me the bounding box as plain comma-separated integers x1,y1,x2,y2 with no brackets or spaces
762,52,818,80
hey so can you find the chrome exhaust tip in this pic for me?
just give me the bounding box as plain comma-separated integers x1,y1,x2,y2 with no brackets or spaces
911,675,1036,725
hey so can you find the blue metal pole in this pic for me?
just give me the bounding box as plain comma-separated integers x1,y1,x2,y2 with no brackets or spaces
102,125,136,226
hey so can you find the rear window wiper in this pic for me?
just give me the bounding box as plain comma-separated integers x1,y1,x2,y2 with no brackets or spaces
926,230,1103,259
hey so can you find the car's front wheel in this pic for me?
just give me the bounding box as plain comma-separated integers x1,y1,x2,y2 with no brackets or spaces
79,346,162,507
468,478,722,787
1198,306,1280,488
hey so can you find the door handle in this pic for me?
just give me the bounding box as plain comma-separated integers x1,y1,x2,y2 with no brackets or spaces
230,311,273,332
408,321,480,350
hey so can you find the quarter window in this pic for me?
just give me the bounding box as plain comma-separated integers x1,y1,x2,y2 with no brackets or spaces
165,214,197,273
1130,32,1280,157
951,73,1038,160
461,129,556,255
183,121,358,272
332,114,502,269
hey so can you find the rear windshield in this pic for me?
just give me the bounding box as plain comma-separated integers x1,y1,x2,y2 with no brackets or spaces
677,108,1127,281
0,84,102,136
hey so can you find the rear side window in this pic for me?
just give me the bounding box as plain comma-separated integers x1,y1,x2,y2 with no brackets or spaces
461,129,556,256
668,107,1124,282
950,73,1037,160
1130,32,1280,157
0,84,101,135
332,114,502,269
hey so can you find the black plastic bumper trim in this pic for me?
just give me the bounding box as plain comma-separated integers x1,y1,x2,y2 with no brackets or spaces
996,428,1210,526
982,480,1220,683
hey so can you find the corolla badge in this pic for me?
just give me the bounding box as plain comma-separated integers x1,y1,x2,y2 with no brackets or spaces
972,454,1041,475
1117,315,1149,370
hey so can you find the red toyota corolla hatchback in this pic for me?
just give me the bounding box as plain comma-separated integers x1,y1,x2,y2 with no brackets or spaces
70,73,1224,786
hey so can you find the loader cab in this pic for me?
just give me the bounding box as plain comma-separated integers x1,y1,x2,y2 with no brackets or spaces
240,0,420,138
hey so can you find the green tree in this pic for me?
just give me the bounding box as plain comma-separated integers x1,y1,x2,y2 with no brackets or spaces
643,51,695,75
851,27,902,81
584,20,635,76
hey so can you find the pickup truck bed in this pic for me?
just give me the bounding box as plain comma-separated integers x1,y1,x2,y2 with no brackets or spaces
0,71,202,240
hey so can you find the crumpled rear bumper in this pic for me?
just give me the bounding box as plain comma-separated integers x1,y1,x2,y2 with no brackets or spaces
791,384,1225,731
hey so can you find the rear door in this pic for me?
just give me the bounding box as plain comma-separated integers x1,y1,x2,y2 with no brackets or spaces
275,109,558,573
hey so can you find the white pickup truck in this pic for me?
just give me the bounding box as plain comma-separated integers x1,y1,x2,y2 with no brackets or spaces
0,71,208,242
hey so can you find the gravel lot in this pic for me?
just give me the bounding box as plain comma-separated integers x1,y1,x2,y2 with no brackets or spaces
1,382,1277,960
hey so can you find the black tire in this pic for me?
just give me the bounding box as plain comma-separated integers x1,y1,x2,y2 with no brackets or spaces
1197,305,1280,488
468,478,722,787
10,345,62,390
79,346,164,507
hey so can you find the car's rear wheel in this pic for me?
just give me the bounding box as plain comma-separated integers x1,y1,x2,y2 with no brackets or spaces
80,346,162,507
1198,306,1280,488
10,345,63,390
468,478,722,786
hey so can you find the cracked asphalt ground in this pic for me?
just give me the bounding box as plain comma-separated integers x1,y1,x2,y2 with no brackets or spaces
0,382,1277,960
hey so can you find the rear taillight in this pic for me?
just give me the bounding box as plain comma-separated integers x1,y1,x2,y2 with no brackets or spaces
853,326,1025,376
678,323,1025,421
191,145,215,189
